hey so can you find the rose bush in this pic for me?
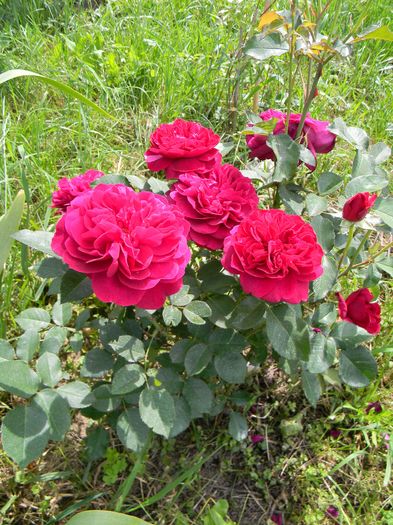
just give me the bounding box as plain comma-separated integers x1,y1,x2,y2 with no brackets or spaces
1,4,392,472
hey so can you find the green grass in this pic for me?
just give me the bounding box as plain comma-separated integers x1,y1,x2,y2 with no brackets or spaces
0,0,392,523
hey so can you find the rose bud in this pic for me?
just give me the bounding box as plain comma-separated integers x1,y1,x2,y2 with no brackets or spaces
337,288,381,334
342,192,377,222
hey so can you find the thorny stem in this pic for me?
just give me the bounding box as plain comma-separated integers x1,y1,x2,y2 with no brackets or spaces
340,240,393,275
285,1,297,132
337,223,355,270
339,230,371,277
295,60,324,140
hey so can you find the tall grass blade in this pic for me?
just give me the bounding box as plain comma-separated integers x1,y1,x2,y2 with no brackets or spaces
0,190,25,271
0,69,116,121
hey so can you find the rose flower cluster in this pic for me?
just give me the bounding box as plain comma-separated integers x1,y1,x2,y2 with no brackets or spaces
50,116,380,333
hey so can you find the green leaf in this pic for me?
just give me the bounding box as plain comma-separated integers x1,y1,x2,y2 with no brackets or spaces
374,197,393,228
345,173,388,196
41,326,67,355
81,348,115,378
0,69,116,120
198,260,235,293
301,370,322,407
311,256,338,301
184,343,213,376
368,142,391,164
139,388,175,438
311,303,337,328
311,216,335,252
298,144,316,167
184,301,212,325
351,150,376,178
116,408,150,453
112,364,145,395
306,194,328,216
36,257,68,278
0,360,40,398
353,24,393,42
307,333,336,374
162,305,182,327
339,346,378,387
16,330,39,361
278,184,304,215
85,427,110,462
91,174,129,186
208,295,236,328
147,176,169,194
12,229,55,256
52,300,72,326
168,397,192,438
16,307,50,331
266,305,310,360
169,285,193,307
0,190,25,271
228,412,248,441
108,335,145,362
31,389,71,441
268,135,300,182
328,118,369,149
317,171,343,195
170,340,192,364
65,511,151,525
214,351,247,384
36,353,63,387
228,296,265,331
1,404,49,468
57,381,92,408
244,33,289,61
0,339,15,361
90,384,121,413
183,378,213,418
376,256,393,277
331,322,373,347
208,329,247,354
60,270,93,303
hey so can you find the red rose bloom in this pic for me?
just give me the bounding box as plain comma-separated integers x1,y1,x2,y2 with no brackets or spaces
51,184,191,309
52,169,104,213
145,118,222,179
342,192,377,222
222,209,324,303
246,109,336,171
337,288,381,334
168,164,259,250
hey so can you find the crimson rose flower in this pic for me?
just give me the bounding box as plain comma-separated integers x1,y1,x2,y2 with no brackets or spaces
168,164,259,250
337,288,381,334
51,184,191,309
222,209,324,303
342,192,377,222
145,118,222,179
52,169,104,213
246,109,336,171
